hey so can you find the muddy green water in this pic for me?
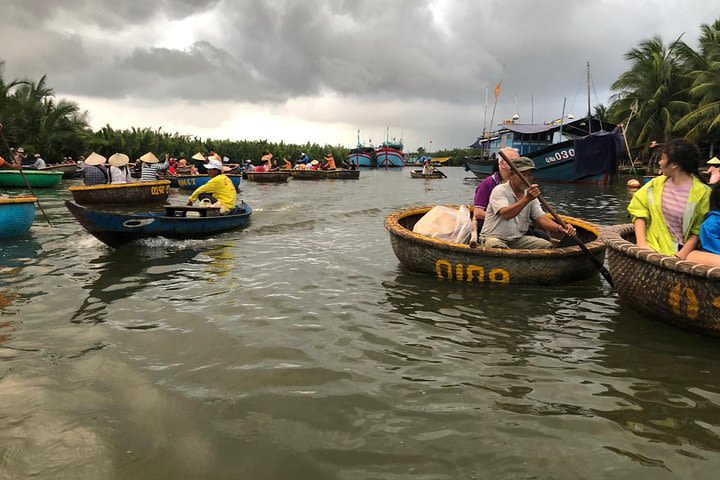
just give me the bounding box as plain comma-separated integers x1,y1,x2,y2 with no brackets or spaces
1,168,719,479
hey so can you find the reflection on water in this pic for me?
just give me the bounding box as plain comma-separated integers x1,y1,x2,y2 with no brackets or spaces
1,170,719,479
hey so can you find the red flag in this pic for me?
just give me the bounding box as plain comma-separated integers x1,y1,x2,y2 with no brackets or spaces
494,82,502,99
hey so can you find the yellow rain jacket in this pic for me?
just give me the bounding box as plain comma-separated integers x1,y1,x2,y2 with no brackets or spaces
188,174,237,211
627,175,710,255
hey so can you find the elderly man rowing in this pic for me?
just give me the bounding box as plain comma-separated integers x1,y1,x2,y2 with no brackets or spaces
479,156,575,249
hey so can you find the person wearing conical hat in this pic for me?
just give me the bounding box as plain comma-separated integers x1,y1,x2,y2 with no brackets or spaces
82,152,109,186
705,157,720,185
139,151,169,182
108,153,131,184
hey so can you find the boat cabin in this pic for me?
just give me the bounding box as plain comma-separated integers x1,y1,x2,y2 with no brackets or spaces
469,118,615,157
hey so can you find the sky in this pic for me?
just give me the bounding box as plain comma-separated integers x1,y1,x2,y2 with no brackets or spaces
0,0,716,151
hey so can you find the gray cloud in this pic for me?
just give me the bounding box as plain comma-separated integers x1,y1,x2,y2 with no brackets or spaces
0,0,715,145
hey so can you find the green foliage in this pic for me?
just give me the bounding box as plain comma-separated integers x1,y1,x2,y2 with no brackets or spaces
608,16,720,157
0,62,90,161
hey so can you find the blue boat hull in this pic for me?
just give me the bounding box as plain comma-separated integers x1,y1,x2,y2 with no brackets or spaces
65,200,252,247
0,200,35,238
176,175,242,190
466,140,609,183
348,153,376,168
376,151,405,168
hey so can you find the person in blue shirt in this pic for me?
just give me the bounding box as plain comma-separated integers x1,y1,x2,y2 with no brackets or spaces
298,152,311,164
687,182,720,267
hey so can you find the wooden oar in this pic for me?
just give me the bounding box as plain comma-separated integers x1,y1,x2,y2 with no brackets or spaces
498,150,613,287
435,169,447,178
0,124,53,227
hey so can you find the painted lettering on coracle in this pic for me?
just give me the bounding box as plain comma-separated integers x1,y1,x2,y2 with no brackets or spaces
668,284,699,319
435,259,510,283
150,185,170,195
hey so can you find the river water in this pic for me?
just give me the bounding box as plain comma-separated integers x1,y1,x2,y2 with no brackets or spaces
1,168,719,479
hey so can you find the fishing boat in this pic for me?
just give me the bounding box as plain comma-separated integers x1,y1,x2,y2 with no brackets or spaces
245,171,291,183
0,196,36,238
603,224,720,334
348,146,376,168
65,200,253,248
385,205,606,284
466,118,622,183
376,141,405,168
175,174,242,190
324,169,360,180
0,170,63,188
288,169,325,180
38,163,80,179
410,170,444,179
68,180,171,205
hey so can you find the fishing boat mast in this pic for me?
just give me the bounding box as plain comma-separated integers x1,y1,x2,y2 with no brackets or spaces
586,61,592,134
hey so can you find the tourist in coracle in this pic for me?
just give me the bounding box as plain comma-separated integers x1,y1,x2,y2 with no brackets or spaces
82,152,109,185
282,158,293,169
108,153,131,184
686,183,720,267
187,159,237,214
628,139,710,259
12,147,26,166
421,158,434,175
0,155,21,169
473,148,517,234
321,153,336,171
309,159,320,170
139,152,169,182
31,153,46,169
243,159,254,172
298,152,311,165
705,157,720,185
479,156,576,249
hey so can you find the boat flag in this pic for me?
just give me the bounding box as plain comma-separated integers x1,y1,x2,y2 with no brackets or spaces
494,82,502,99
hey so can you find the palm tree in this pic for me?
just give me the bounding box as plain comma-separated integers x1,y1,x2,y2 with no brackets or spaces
608,35,692,152
674,19,720,153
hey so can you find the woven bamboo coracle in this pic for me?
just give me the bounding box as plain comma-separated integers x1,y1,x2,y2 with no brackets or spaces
246,171,291,183
603,224,720,334
69,180,171,204
325,170,360,179
385,205,606,285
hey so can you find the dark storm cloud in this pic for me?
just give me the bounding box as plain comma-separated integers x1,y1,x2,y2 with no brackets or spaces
0,0,714,120
3,0,220,26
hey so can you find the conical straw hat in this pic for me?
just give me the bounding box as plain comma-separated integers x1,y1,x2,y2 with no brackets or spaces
140,152,159,164
192,152,206,161
108,153,129,167
84,152,106,166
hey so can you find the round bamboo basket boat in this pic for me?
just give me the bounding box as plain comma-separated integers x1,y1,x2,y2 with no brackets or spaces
324,169,360,179
69,180,171,204
0,196,36,238
410,170,444,179
385,205,606,285
246,171,291,183
289,169,325,180
603,224,720,334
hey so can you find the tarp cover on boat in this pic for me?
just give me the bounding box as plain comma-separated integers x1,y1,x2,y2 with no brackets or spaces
573,128,623,178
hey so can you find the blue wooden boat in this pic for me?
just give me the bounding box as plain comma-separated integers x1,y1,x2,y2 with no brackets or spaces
347,146,376,168
0,196,36,238
466,118,622,183
376,142,405,168
65,200,252,248
175,174,242,191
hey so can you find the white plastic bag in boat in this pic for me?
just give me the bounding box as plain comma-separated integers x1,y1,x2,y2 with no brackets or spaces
412,205,473,244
